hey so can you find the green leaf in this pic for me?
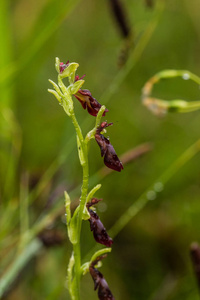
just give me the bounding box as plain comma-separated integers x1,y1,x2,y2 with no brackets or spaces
68,80,85,95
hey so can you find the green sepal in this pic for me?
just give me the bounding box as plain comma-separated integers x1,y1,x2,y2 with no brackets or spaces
86,184,101,204
59,63,79,79
85,106,106,142
58,76,69,95
90,248,112,263
68,72,75,85
82,184,102,220
80,248,112,276
48,79,62,96
68,206,79,244
80,262,90,276
68,80,85,95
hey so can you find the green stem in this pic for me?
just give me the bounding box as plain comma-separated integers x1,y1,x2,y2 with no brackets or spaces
50,72,90,299
72,149,89,300
68,111,89,300
70,112,84,145
72,243,81,300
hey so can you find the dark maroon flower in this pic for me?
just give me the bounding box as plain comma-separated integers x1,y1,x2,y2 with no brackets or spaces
59,61,69,73
74,89,108,117
89,255,115,300
95,122,123,172
87,198,113,247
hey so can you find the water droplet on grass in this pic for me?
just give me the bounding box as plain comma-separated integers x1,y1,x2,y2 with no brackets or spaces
182,73,190,80
98,202,107,212
154,182,164,192
146,190,156,200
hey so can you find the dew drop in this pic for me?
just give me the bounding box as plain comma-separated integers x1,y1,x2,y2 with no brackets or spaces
146,190,156,200
98,202,107,212
182,73,190,80
154,182,164,192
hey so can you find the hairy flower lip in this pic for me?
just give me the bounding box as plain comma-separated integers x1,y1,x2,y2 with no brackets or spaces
87,198,113,247
74,89,108,117
96,121,113,135
89,255,115,300
95,122,123,172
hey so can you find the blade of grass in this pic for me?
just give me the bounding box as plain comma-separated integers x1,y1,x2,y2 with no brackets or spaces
0,239,43,298
20,172,29,237
2,108,22,201
0,0,80,86
100,0,165,104
0,0,13,109
109,138,200,238
0,0,18,201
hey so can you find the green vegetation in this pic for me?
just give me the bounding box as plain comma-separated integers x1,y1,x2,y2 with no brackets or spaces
1,0,200,299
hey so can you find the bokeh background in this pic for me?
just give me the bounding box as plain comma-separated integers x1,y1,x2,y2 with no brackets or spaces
1,0,200,299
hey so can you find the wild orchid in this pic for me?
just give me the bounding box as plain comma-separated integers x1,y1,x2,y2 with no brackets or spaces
48,58,123,300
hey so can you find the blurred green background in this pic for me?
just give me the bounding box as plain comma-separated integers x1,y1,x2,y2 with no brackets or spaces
1,0,200,299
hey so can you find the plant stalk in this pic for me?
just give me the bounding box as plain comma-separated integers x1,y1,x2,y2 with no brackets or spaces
68,112,89,299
